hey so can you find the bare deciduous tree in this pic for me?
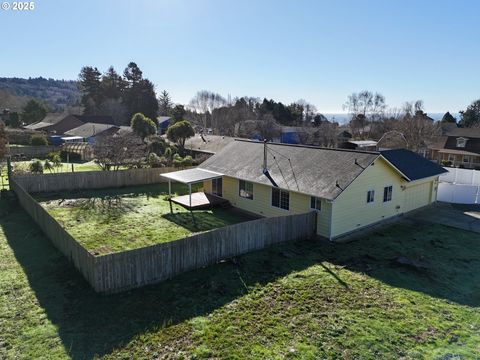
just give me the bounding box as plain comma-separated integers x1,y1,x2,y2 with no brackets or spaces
343,90,387,138
93,133,146,170
189,90,227,130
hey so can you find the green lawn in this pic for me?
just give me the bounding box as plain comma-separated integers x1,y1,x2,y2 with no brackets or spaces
36,184,255,255
12,160,104,173
0,196,479,359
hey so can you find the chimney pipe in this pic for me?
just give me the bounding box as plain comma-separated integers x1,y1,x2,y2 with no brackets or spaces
263,139,268,173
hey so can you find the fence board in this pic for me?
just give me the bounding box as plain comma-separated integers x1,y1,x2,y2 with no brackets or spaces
12,167,177,193
10,178,96,286
93,211,316,293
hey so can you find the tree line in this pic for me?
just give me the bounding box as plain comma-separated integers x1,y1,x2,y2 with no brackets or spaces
78,62,158,125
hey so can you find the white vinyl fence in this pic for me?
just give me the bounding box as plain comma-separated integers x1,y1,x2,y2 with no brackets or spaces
438,167,480,204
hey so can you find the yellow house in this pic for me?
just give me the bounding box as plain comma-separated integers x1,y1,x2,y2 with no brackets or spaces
166,140,447,241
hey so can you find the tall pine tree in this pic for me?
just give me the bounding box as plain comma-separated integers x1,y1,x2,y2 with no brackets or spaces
78,66,102,115
158,90,172,116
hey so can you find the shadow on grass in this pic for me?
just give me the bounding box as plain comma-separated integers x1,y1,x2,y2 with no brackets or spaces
1,199,480,359
162,209,258,233
34,183,198,203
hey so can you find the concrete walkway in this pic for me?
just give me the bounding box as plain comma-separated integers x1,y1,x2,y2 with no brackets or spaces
406,202,480,233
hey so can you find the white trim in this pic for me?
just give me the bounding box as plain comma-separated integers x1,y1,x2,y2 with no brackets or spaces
378,155,412,181
329,201,334,241
270,187,290,212
382,184,393,203
310,196,322,211
238,179,254,200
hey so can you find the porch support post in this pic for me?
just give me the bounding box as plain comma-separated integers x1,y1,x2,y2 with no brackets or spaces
189,183,192,208
168,179,172,213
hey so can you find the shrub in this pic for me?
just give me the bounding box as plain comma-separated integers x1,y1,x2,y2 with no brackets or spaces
30,134,48,146
29,160,44,174
147,153,164,168
6,128,40,145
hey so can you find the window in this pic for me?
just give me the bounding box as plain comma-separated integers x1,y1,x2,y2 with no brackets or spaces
272,188,289,210
383,186,393,202
367,190,375,203
456,138,467,148
239,180,254,200
463,156,470,163
310,196,321,211
212,178,222,197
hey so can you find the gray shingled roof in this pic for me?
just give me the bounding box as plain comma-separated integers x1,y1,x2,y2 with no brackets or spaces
65,123,116,138
199,140,379,200
184,134,236,154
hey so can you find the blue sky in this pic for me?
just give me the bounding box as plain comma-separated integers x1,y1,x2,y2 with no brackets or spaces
1,0,479,112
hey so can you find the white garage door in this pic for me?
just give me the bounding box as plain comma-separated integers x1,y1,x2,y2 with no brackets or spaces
403,182,432,213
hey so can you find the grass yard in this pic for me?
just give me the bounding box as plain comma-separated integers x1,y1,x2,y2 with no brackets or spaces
0,196,479,359
12,160,105,173
35,183,256,255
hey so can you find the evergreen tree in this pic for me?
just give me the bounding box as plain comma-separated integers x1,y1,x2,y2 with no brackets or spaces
78,66,102,114
158,90,172,116
131,112,157,140
171,104,186,122
101,66,125,99
21,99,47,124
441,111,457,123
459,100,480,127
166,120,195,154
122,63,158,121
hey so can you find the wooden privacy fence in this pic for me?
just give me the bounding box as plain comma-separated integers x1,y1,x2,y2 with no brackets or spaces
12,167,177,193
94,211,316,293
10,178,96,286
10,168,316,293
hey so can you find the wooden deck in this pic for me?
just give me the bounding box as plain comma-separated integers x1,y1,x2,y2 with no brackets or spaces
170,192,230,210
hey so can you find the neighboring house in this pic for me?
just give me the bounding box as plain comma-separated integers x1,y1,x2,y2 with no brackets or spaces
24,114,84,134
337,130,352,144
427,128,480,169
339,140,378,151
24,114,117,134
157,116,171,134
183,140,445,241
63,123,131,144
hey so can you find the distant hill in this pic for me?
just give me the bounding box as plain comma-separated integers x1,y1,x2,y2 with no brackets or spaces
0,77,81,112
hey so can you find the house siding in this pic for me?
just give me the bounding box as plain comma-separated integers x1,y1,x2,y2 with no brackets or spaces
203,159,438,241
204,176,332,237
331,158,438,238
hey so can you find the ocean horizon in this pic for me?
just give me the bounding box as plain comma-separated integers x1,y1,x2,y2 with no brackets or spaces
322,112,461,124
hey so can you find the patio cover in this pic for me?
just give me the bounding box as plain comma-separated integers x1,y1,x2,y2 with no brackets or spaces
161,168,224,215
161,168,223,184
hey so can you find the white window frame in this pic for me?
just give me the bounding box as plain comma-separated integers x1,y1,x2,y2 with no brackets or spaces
383,185,393,203
238,180,254,200
271,188,289,211
456,137,467,148
310,196,321,211
463,155,470,163
367,189,375,204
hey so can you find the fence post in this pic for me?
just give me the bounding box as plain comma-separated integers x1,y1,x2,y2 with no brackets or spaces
6,157,12,181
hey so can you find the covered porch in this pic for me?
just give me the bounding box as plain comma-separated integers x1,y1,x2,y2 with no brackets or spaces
161,168,226,211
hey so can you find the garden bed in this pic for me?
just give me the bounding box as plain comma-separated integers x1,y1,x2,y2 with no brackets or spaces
35,183,256,255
